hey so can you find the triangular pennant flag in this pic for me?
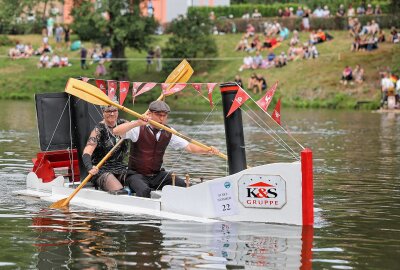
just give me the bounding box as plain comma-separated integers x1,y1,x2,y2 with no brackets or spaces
256,81,278,112
107,80,117,100
207,83,217,108
226,87,251,117
95,79,107,94
192,83,203,94
132,82,142,105
82,77,90,82
119,81,130,105
135,82,157,97
162,83,187,96
271,98,281,125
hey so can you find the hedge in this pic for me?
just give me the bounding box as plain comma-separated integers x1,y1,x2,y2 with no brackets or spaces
212,14,400,33
189,2,391,19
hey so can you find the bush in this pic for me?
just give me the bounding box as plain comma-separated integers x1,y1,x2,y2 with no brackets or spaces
212,14,399,33
0,35,13,46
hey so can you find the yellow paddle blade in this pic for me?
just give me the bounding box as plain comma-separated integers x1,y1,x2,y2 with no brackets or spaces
164,59,194,96
50,198,69,209
65,78,111,106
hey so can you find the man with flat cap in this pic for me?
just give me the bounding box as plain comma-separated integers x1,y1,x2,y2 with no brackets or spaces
114,100,219,198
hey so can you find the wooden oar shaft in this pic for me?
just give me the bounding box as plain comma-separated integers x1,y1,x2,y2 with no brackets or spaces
73,85,228,160
55,139,125,207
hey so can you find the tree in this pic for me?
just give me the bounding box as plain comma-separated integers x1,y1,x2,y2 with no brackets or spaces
71,0,157,80
163,10,218,74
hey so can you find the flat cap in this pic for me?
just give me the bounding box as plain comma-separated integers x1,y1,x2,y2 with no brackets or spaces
149,100,170,113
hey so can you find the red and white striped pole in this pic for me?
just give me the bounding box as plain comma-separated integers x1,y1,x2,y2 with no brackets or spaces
301,148,314,226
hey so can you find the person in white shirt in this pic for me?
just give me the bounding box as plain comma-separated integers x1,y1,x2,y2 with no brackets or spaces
113,101,220,198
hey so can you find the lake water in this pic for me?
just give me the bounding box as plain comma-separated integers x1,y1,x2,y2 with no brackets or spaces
0,100,399,269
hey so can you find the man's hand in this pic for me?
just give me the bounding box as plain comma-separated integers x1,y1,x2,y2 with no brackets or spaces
208,146,220,155
88,166,99,175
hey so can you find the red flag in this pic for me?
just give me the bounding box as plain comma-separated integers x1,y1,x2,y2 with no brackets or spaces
207,83,217,107
95,79,107,94
271,98,281,125
119,81,130,105
132,82,142,105
192,83,203,94
226,87,251,117
162,83,187,96
107,80,117,100
82,77,90,82
135,82,157,97
256,81,278,112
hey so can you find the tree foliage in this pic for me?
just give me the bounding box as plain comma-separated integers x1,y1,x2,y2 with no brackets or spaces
163,10,218,74
71,0,157,80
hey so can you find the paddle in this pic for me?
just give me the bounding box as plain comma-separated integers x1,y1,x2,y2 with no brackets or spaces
50,139,125,209
65,78,228,161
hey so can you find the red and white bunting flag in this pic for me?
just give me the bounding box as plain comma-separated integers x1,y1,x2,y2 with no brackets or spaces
207,83,217,107
256,81,278,112
135,82,157,97
162,83,187,96
192,83,203,94
95,79,107,94
226,87,251,117
107,80,117,100
82,77,90,82
119,81,130,105
132,82,142,105
271,98,281,125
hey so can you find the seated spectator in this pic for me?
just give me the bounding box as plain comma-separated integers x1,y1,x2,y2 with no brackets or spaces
8,48,21,60
378,29,386,43
252,9,262,19
238,55,253,72
336,4,346,17
275,52,287,67
262,52,276,68
365,4,374,15
296,6,304,17
262,35,278,49
254,74,267,94
309,31,318,44
250,35,261,52
290,30,300,46
309,44,319,58
37,53,50,68
351,35,362,51
252,51,263,69
390,27,399,43
60,54,70,67
347,4,355,17
209,11,215,21
303,44,310,59
370,20,380,36
340,66,353,85
95,59,107,77
235,36,249,51
356,4,365,15
277,9,284,17
374,5,382,15
248,74,258,91
278,27,290,41
366,35,378,51
50,54,61,67
246,23,255,37
322,5,330,17
353,64,364,84
24,43,34,57
234,75,243,88
349,18,361,37
15,41,25,54
242,12,250,19
287,45,304,60
360,22,372,36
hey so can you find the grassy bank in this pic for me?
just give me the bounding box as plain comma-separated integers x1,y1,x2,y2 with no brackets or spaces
0,31,399,109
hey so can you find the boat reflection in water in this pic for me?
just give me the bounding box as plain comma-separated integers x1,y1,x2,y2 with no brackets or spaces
29,210,313,269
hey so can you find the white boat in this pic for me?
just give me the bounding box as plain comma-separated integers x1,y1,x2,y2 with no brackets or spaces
14,82,314,226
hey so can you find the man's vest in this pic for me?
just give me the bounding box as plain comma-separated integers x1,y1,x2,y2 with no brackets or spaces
128,125,172,175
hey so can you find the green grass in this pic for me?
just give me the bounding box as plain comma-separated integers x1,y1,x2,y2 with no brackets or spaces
0,31,399,109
